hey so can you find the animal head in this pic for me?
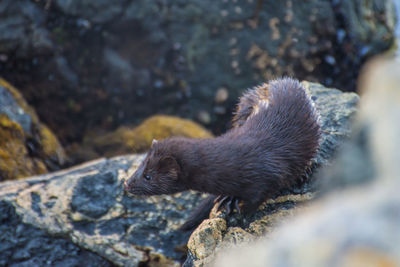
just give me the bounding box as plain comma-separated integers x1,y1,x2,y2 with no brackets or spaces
124,139,184,195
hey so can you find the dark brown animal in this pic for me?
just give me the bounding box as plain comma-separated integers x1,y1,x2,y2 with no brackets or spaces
124,78,321,230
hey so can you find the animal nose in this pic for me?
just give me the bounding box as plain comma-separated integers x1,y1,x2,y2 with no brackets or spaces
123,179,130,191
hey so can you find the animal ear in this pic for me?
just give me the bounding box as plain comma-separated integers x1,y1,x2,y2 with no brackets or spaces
151,139,158,146
158,156,180,180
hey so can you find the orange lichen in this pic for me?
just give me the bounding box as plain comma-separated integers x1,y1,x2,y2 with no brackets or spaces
0,78,66,180
85,115,213,158
0,114,47,180
37,124,66,165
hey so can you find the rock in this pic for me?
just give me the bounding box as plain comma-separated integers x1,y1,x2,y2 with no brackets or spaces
0,0,53,57
317,57,400,192
356,58,400,181
215,189,400,267
76,115,213,161
214,88,229,104
185,82,359,266
0,155,205,266
0,78,66,180
102,48,147,88
54,0,127,24
196,111,211,125
337,0,396,55
302,81,360,168
0,200,114,267
0,0,394,143
187,219,227,260
213,58,400,266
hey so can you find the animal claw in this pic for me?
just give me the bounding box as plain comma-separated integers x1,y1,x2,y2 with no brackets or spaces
214,195,241,215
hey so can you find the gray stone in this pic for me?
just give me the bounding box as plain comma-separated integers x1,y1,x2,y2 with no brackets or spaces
54,0,128,24
70,171,119,218
0,155,203,266
338,0,397,54
0,0,53,57
305,81,360,168
0,200,113,267
0,85,32,133
54,56,79,88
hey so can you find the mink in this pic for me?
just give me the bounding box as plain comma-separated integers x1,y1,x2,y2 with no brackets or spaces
124,78,321,230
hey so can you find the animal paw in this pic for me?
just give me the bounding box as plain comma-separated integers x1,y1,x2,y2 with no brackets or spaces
214,195,241,214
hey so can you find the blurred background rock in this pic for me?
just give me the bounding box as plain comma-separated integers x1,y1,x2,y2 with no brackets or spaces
0,0,396,168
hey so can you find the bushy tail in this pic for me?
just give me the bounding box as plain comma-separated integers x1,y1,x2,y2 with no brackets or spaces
179,195,216,231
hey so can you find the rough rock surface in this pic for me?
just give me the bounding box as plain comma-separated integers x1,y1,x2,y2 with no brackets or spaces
213,58,400,266
0,0,394,144
0,200,114,267
0,155,204,266
185,81,359,266
0,78,66,181
0,81,358,266
0,0,53,57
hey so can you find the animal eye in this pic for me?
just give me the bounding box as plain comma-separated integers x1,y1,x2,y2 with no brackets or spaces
144,174,151,180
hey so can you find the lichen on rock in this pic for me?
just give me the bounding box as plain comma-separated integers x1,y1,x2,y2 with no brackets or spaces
0,78,66,180
0,114,47,180
187,218,227,261
80,115,213,160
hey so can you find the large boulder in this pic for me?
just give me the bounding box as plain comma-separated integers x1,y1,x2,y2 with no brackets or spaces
0,0,394,144
0,81,358,266
0,78,66,181
0,155,203,266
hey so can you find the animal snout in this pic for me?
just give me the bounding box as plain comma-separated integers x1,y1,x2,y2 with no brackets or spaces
123,179,132,191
